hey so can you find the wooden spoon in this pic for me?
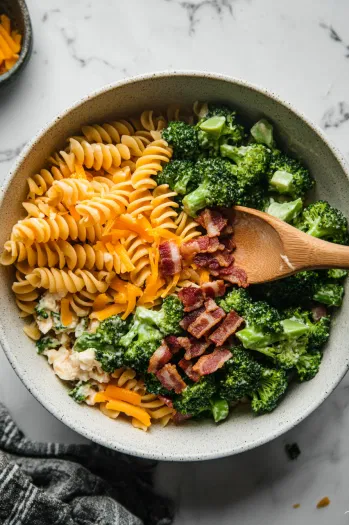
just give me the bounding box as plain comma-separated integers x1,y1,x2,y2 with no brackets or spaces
232,205,349,284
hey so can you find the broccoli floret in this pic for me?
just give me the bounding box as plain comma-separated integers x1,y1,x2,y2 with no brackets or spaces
162,121,199,159
34,305,49,319
327,269,348,280
313,283,344,307
36,336,60,355
173,376,216,416
219,347,262,402
251,368,288,414
220,143,271,189
157,159,200,195
296,351,322,381
245,301,282,335
267,150,314,198
250,119,275,148
217,287,251,315
75,314,128,352
68,381,91,404
131,296,183,336
235,183,270,211
255,270,320,308
210,398,229,423
253,336,309,370
95,347,125,373
182,158,237,216
266,198,303,223
283,306,330,350
123,340,160,373
144,373,172,396
198,104,246,152
294,200,349,244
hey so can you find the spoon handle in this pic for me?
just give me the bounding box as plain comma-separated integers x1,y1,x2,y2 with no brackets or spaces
303,237,349,270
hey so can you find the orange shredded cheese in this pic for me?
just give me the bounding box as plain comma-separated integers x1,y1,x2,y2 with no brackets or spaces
199,270,211,284
105,385,141,406
91,303,126,321
93,293,112,311
0,15,21,74
61,297,73,326
106,400,151,427
114,214,154,242
122,283,142,319
68,206,81,221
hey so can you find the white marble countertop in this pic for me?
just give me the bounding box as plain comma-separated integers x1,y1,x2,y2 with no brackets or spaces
1,0,349,523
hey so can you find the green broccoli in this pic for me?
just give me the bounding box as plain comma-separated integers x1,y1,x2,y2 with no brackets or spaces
210,398,230,423
34,305,49,319
255,270,320,308
251,368,288,414
294,200,349,244
51,312,67,332
266,198,303,223
95,347,126,373
144,373,172,396
173,376,216,416
68,381,91,404
217,287,251,315
198,104,246,153
283,306,330,350
75,314,129,352
250,119,275,148
327,269,348,280
296,352,322,381
219,347,262,402
157,159,200,195
129,296,183,336
220,143,271,189
252,336,309,370
235,183,270,211
123,340,161,373
182,158,237,216
162,121,199,159
36,336,60,355
313,283,344,307
267,150,314,198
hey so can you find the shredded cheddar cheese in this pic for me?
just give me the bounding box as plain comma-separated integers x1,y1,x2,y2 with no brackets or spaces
0,15,22,75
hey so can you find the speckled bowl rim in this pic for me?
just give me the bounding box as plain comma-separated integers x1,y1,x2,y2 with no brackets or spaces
0,0,33,87
1,71,349,461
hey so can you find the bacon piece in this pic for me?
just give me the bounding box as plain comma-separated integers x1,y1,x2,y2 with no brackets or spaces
211,265,248,288
187,307,226,338
177,336,210,360
196,209,228,237
179,306,205,330
165,335,182,354
193,348,232,376
312,304,328,322
148,342,172,374
159,240,182,276
220,236,236,252
180,236,224,258
209,310,244,346
172,412,192,424
178,286,204,312
194,250,234,270
201,280,226,298
178,359,201,382
159,396,174,408
204,298,218,312
220,224,234,237
156,364,187,394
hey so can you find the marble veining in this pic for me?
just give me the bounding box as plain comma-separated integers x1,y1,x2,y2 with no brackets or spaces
1,0,349,523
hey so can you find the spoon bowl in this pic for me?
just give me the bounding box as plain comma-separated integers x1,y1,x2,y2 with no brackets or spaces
233,205,349,284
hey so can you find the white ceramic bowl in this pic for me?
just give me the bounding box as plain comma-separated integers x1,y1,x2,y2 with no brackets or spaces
1,72,349,461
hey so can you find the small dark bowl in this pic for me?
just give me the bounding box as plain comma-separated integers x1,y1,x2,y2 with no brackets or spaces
0,0,32,89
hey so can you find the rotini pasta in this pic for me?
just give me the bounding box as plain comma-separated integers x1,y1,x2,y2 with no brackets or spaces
150,184,179,231
12,270,39,318
26,268,115,294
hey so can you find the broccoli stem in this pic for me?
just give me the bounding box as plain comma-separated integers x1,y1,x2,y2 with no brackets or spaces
210,398,229,423
199,116,226,138
267,198,303,223
250,119,274,147
183,186,208,217
313,283,344,307
270,170,294,193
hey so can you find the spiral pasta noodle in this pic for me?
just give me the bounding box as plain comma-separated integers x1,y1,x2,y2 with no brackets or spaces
69,290,98,317
67,138,131,173
150,184,179,231
26,268,115,294
80,120,135,144
175,211,202,243
12,270,39,318
27,165,72,200
120,233,151,287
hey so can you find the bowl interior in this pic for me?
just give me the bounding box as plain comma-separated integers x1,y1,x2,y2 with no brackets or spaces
0,0,32,87
1,73,348,461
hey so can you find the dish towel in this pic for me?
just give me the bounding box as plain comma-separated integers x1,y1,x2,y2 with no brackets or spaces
0,403,173,525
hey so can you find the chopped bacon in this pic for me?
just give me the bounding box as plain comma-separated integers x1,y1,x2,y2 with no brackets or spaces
148,342,172,374
201,280,226,298
196,209,228,237
159,396,174,408
204,298,218,312
180,236,224,258
312,304,328,322
179,306,205,330
178,286,204,312
193,348,232,376
156,364,187,394
220,236,236,252
165,335,182,354
172,412,192,424
211,265,248,288
194,250,234,270
159,240,182,276
177,336,210,359
178,359,201,382
187,307,226,338
220,224,234,236
209,310,244,346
